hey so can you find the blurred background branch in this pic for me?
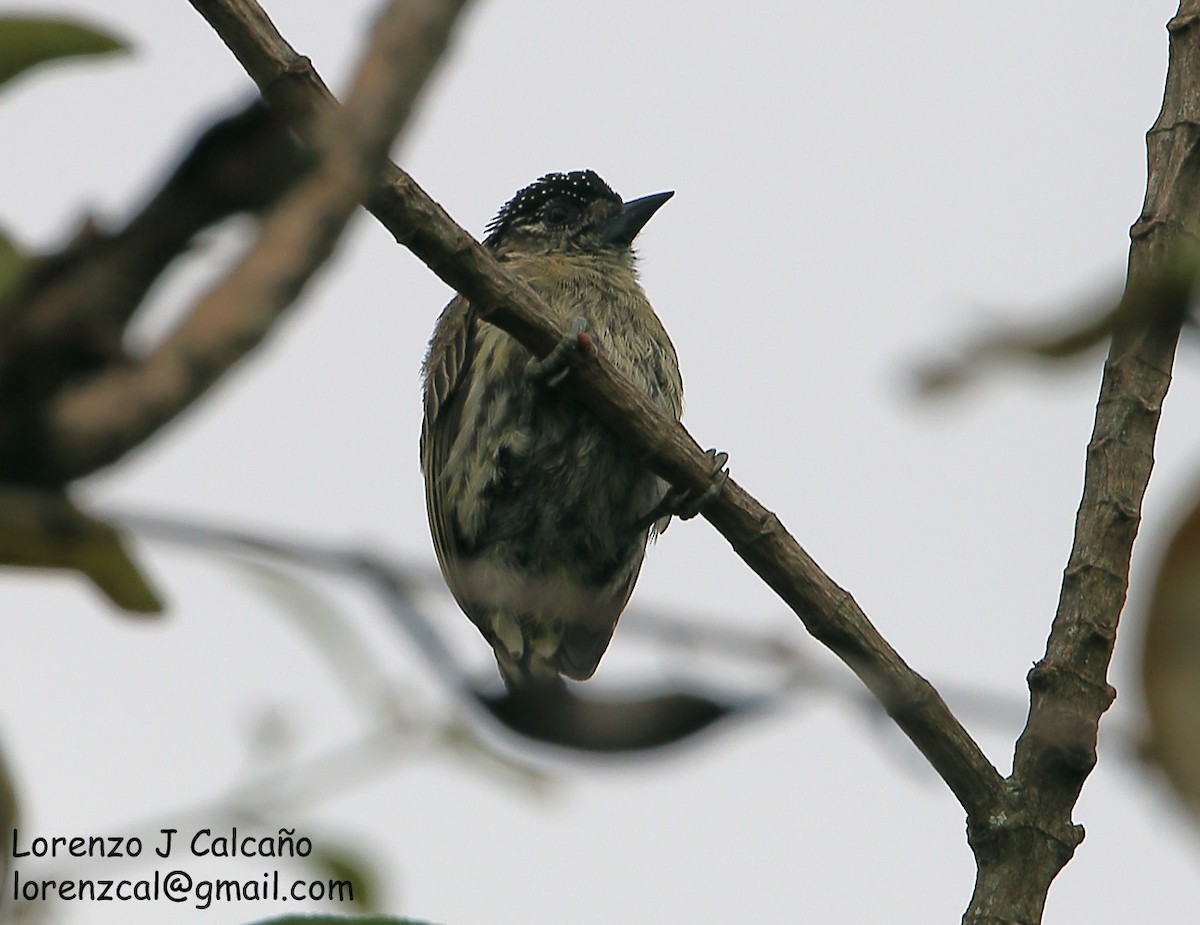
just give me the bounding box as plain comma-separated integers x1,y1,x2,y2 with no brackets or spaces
112,506,1154,763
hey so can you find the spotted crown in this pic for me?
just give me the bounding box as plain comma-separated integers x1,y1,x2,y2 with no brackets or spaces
484,170,621,245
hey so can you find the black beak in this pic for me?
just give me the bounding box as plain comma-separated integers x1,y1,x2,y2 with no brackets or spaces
597,190,674,246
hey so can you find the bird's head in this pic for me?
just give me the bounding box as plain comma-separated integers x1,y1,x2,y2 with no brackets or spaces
483,170,672,257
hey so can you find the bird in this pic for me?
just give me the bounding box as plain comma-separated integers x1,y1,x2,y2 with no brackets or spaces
420,169,691,689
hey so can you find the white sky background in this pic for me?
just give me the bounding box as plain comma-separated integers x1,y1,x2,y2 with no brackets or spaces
2,1,1199,923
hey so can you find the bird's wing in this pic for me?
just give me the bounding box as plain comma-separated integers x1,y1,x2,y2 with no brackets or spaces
554,541,649,681
420,295,477,602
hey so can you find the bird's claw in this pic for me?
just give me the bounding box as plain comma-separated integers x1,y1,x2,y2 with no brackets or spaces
525,316,590,387
638,448,730,529
669,449,730,520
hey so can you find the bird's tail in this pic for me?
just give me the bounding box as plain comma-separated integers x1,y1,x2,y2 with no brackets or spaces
496,651,566,691
489,610,568,691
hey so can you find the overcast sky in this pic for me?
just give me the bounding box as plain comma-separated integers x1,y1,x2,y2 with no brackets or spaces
2,2,1198,924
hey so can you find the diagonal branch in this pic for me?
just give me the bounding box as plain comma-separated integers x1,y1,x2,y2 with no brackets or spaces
42,0,472,481
184,0,1006,817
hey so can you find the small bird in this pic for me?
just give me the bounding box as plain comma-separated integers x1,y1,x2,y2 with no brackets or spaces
420,170,686,688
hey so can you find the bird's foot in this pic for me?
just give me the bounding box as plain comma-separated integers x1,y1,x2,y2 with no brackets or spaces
525,316,591,387
638,448,730,530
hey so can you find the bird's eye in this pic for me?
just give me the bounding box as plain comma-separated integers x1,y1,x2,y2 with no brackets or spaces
543,201,578,226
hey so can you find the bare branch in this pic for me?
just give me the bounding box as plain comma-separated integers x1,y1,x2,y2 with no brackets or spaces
183,0,1006,815
962,6,1196,923
42,0,471,480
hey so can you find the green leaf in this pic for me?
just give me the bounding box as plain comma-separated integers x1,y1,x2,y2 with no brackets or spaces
0,16,128,90
0,489,163,614
308,841,382,912
0,226,28,309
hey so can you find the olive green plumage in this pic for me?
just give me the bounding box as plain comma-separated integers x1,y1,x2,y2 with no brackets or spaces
420,171,682,687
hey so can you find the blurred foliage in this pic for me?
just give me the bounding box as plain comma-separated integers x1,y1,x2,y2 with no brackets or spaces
1140,492,1200,819
0,13,126,309
308,841,383,913
0,15,160,616
0,15,126,91
0,491,162,613
0,228,27,313
0,732,17,891
915,255,1193,395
